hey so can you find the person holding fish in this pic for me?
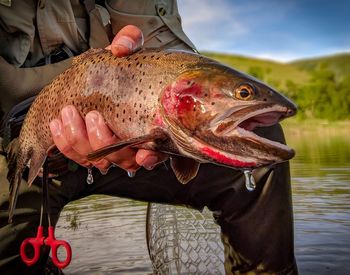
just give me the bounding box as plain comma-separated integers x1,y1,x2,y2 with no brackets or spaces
0,0,298,274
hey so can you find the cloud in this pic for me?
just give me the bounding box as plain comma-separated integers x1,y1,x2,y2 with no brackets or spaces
177,0,349,62
177,0,296,54
177,0,248,50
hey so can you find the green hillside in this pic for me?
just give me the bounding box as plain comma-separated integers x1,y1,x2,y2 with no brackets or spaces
202,52,310,90
291,53,350,81
202,51,350,121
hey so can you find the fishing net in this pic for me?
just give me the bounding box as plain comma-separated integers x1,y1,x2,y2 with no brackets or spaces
146,203,225,274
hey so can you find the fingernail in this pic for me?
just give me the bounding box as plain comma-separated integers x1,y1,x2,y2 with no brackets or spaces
85,111,99,129
143,156,158,170
114,36,134,51
49,120,61,137
62,106,74,125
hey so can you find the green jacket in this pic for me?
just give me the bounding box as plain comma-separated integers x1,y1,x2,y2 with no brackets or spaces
0,0,195,115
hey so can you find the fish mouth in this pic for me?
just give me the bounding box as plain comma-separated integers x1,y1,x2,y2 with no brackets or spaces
209,104,296,162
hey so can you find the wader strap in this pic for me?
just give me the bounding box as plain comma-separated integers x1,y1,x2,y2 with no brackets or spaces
81,0,110,48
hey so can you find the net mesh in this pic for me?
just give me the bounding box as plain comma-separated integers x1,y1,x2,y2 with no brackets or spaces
146,203,225,274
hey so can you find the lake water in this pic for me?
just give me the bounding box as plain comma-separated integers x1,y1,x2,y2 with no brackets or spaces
56,125,350,274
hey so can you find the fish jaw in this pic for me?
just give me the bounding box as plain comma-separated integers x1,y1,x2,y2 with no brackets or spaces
163,119,294,169
191,104,296,168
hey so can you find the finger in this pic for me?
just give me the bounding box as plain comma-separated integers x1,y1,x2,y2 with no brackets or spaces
109,147,140,172
85,111,140,171
49,119,90,167
108,25,144,57
136,149,168,170
61,105,92,156
84,111,115,171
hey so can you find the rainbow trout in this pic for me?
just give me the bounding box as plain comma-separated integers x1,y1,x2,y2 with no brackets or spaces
7,49,296,222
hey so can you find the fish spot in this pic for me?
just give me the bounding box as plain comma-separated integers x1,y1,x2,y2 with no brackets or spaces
129,117,132,122
211,102,215,105
139,79,142,83
123,109,126,114
122,119,125,123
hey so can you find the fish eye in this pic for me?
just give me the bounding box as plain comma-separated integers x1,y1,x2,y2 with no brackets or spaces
234,84,254,100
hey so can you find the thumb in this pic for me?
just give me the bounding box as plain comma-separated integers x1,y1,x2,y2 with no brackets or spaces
107,25,144,57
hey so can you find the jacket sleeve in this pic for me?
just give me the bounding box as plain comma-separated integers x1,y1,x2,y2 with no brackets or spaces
0,56,73,114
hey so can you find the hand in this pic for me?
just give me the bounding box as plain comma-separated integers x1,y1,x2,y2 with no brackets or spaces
49,25,167,173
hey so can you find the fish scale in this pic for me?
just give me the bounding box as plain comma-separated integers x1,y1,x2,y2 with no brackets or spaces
6,48,297,222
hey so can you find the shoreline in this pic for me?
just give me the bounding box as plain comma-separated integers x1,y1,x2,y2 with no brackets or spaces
281,118,350,140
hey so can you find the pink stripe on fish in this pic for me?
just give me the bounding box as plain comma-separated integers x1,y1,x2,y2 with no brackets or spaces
200,147,256,167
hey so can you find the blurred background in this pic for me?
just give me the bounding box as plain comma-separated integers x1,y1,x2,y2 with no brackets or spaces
56,1,350,274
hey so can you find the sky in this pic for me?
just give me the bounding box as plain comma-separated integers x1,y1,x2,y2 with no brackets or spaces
177,0,350,62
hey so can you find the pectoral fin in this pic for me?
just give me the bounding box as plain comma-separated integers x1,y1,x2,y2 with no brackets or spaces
170,156,200,184
87,132,166,162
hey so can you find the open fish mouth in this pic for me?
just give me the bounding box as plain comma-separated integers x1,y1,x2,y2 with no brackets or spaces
209,105,296,160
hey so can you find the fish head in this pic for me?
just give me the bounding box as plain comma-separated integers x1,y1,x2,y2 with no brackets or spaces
160,62,297,169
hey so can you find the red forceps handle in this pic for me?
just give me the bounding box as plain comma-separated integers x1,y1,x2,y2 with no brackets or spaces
45,226,72,269
20,226,72,269
20,226,45,266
